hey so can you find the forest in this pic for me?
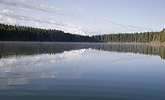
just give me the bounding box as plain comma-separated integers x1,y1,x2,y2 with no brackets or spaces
93,29,165,43
0,23,97,42
0,23,165,43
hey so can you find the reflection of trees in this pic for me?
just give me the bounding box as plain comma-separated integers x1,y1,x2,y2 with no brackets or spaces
98,44,165,59
0,42,93,58
0,42,165,59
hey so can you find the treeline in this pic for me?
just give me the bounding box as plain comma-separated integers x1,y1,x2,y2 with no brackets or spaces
93,29,165,43
0,23,97,42
0,23,165,43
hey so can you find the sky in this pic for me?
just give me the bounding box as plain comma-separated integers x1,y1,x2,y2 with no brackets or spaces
0,0,165,35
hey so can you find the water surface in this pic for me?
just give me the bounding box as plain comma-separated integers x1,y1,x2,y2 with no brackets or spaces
0,42,165,100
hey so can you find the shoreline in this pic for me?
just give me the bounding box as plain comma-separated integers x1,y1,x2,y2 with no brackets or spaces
106,42,165,46
1,41,165,45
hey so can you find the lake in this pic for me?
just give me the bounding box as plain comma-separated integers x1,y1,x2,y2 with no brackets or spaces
0,42,165,100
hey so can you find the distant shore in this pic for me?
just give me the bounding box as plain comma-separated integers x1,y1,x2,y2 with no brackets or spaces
1,41,165,47
107,42,165,46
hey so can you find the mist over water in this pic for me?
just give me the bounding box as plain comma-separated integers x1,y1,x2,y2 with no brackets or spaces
0,42,165,100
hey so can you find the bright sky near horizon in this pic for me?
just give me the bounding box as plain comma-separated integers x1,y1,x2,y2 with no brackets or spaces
0,0,165,35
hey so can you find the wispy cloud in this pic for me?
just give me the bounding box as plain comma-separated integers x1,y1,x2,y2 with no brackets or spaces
0,9,18,24
73,6,153,34
0,9,82,34
0,9,65,26
74,6,86,12
91,15,153,33
125,24,153,32
0,0,81,19
0,0,154,35
0,0,65,13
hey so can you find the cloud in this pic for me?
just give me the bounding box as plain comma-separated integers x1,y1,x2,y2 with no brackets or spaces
0,0,153,35
125,24,153,32
0,0,66,13
0,0,80,19
74,6,86,12
0,9,65,26
0,9,83,34
60,22,83,33
92,16,153,33
0,9,18,24
0,0,82,32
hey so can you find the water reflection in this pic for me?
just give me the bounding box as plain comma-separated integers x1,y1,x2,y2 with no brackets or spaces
0,42,165,59
0,42,165,90
0,51,83,89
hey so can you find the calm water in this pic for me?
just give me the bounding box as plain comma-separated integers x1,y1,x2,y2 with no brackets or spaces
0,42,165,100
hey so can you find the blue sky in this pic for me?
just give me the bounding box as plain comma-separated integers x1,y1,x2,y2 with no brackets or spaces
0,0,165,35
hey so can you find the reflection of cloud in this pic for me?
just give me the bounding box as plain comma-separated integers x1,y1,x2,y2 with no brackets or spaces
0,49,86,89
38,85,48,90
0,68,68,90
0,77,27,85
62,49,85,61
10,91,34,95
0,77,27,89
96,52,150,68
74,71,83,78
0,49,85,73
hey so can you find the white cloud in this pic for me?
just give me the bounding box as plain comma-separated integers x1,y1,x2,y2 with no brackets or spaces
0,0,154,35
0,0,66,13
0,9,83,34
60,22,82,33
2,9,12,13
7,18,17,24
0,9,65,26
0,10,18,24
